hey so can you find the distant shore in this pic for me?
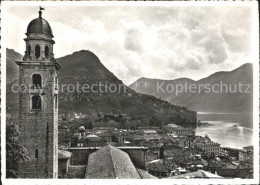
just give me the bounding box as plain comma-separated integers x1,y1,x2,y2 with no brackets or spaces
197,121,211,126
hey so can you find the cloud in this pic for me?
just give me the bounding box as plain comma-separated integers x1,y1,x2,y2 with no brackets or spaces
186,57,202,70
198,32,228,64
124,29,143,52
222,28,250,53
6,6,254,85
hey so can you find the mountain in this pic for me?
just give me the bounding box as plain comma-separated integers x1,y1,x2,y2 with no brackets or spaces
6,48,197,127
6,49,22,83
130,77,196,103
130,63,253,113
6,49,23,114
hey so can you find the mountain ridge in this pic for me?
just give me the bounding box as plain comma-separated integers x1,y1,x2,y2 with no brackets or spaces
6,48,197,128
129,63,253,113
132,63,252,84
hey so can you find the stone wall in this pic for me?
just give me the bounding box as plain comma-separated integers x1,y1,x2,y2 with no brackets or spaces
119,148,147,170
58,159,69,178
67,165,87,179
18,161,52,178
69,149,98,165
17,63,58,178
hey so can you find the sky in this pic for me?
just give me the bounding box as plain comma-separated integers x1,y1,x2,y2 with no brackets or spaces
6,5,256,85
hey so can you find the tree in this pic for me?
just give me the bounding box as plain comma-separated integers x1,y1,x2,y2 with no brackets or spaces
6,124,29,178
149,116,161,127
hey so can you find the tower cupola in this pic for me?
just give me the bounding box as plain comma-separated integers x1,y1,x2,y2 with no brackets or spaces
24,8,55,61
26,10,53,37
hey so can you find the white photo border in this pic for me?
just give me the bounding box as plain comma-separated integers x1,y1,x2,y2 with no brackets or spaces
1,1,259,185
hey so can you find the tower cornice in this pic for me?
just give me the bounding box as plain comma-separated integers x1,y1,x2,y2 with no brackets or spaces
16,60,62,70
24,37,55,44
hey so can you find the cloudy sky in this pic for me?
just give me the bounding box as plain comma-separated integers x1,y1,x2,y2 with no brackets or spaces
6,5,256,85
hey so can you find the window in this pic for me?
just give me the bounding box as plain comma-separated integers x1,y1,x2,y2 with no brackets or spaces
55,76,57,84
45,46,49,59
32,95,41,110
35,148,39,160
54,76,58,90
35,45,40,59
32,74,42,88
55,95,58,110
28,45,31,58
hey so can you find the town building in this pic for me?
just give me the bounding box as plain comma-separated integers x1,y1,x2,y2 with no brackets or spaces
58,150,72,178
113,131,129,143
221,147,241,161
71,132,107,147
84,134,107,147
132,132,162,145
147,159,173,178
167,127,195,137
238,145,253,162
96,132,114,143
169,136,195,148
137,126,159,133
92,126,116,133
193,136,220,155
161,124,195,137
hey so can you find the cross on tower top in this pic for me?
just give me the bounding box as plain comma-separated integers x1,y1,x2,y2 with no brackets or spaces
39,6,45,18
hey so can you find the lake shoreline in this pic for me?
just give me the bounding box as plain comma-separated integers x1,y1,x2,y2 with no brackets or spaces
195,112,253,149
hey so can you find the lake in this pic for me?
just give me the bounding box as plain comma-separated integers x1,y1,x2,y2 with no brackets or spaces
196,112,253,149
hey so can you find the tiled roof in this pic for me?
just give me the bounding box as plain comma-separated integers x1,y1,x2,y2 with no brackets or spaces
133,133,161,141
136,168,158,179
58,150,72,159
85,145,154,179
93,127,116,130
97,132,114,137
167,170,223,179
143,130,157,134
86,134,99,138
147,159,171,172
86,137,104,142
169,127,193,131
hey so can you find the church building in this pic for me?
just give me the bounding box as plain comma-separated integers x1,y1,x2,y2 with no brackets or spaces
16,8,61,178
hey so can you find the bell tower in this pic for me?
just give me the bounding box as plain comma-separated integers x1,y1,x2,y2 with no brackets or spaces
16,8,61,178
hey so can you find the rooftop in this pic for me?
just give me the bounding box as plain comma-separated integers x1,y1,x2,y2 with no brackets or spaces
85,145,155,179
58,150,72,159
86,134,98,138
167,170,223,179
26,10,53,37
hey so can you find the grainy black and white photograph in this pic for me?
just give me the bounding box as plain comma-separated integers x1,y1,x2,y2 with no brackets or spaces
1,1,259,184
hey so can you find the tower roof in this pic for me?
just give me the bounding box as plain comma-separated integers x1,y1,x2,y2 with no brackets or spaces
85,145,141,179
85,145,156,179
26,10,53,37
78,126,86,132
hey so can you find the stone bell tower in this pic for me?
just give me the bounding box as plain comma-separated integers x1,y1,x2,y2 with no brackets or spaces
16,8,61,178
